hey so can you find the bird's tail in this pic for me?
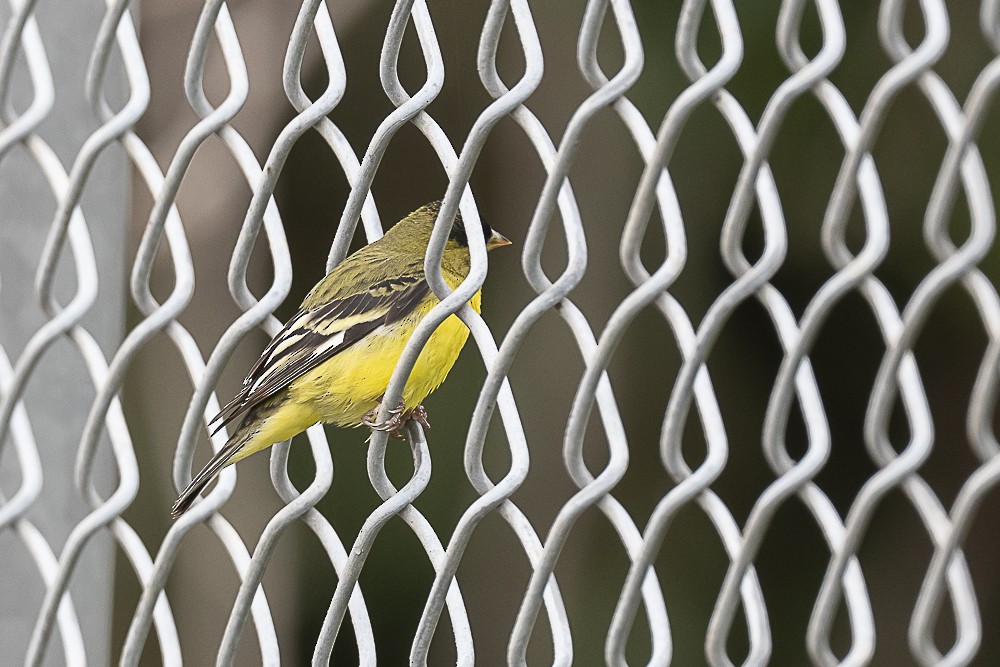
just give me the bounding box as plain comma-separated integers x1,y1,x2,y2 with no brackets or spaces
170,420,256,519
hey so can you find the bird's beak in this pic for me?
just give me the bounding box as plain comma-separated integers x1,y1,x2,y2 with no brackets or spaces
486,231,512,251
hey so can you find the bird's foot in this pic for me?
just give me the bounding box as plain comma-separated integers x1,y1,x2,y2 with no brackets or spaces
363,400,405,431
403,404,430,431
363,400,408,440
362,401,430,440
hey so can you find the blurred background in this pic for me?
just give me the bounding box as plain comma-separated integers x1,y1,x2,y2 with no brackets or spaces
3,0,1000,664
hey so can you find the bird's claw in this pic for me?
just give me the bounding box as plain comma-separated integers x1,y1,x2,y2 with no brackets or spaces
362,401,430,440
363,400,405,431
406,404,430,431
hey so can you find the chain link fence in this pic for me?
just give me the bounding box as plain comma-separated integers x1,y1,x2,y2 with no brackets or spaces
2,0,1000,664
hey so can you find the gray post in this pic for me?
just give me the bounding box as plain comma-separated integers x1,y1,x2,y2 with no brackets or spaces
0,0,126,664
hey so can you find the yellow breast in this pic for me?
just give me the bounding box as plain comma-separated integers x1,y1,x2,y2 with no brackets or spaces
288,287,481,426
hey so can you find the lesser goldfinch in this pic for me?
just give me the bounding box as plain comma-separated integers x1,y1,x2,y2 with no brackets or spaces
171,201,510,518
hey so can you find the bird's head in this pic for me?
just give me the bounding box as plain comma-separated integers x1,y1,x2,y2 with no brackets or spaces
388,200,512,254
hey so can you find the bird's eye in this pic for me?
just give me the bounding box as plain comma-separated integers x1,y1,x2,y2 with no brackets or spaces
448,215,491,248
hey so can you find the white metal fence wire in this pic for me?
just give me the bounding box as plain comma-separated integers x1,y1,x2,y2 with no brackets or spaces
2,0,1000,664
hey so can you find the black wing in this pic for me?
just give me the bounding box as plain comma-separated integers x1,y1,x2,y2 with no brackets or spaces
209,277,430,435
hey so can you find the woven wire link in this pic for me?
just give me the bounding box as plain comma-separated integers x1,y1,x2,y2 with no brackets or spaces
1,0,999,665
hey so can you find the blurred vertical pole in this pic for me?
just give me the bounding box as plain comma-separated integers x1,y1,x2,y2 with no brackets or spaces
0,0,127,664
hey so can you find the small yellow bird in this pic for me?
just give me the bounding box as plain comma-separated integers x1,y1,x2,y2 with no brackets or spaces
171,201,510,517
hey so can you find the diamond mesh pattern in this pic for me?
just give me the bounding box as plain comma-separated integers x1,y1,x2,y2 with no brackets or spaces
1,0,999,665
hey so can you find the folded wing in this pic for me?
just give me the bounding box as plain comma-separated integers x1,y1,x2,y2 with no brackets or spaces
210,273,430,434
